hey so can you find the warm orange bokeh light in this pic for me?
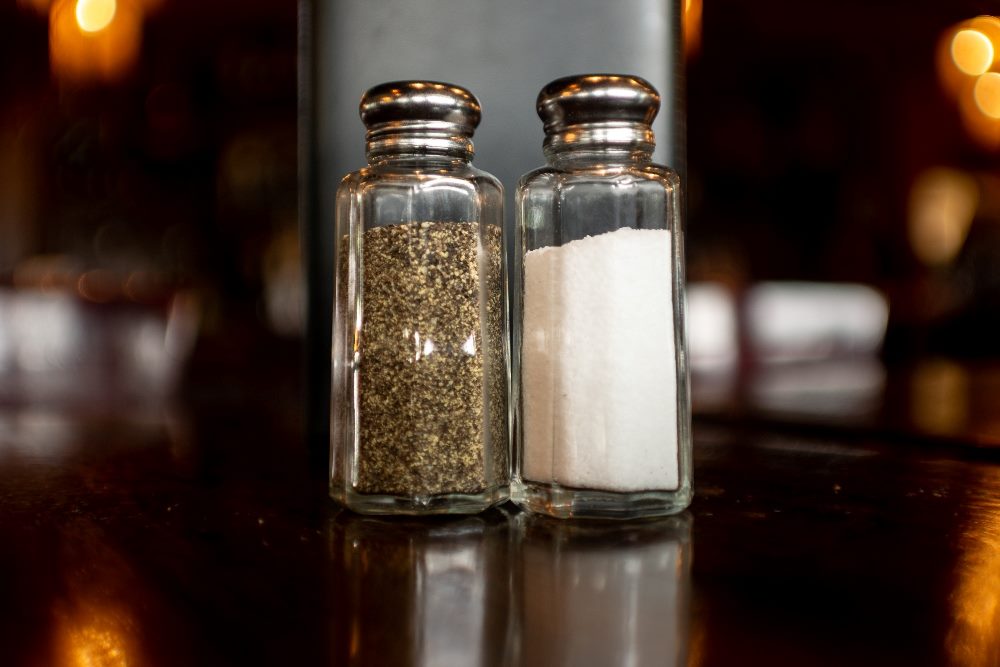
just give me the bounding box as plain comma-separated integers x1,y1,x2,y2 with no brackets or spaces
939,18,1000,94
684,0,703,59
957,82,1000,149
910,358,970,431
974,72,1000,119
968,15,1000,52
938,32,969,99
939,16,1000,149
76,0,116,33
951,29,994,76
49,0,141,83
908,168,978,267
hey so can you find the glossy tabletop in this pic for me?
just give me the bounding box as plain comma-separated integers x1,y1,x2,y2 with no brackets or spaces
2,370,999,666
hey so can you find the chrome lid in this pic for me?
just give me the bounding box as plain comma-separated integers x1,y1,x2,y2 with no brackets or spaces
536,74,660,154
360,81,481,160
360,82,484,161
360,80,482,129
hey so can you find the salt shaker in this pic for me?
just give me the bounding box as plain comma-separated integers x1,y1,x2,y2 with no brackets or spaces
513,74,692,519
331,81,508,515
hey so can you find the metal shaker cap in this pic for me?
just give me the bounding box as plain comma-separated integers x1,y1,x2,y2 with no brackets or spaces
536,74,660,133
360,81,482,132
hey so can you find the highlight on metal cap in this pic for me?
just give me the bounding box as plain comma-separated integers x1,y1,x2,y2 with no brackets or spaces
360,80,482,132
536,74,660,134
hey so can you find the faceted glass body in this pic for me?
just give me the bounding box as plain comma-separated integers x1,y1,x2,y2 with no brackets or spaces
331,153,509,515
513,148,692,519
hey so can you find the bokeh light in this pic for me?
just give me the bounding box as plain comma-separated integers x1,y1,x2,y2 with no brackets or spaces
50,0,141,82
911,358,969,435
908,168,979,266
956,75,1000,148
684,0,703,58
974,72,1000,119
939,16,1000,149
951,29,994,76
968,15,1000,53
75,0,116,33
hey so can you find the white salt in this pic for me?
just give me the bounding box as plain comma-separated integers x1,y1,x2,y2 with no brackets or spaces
521,227,678,492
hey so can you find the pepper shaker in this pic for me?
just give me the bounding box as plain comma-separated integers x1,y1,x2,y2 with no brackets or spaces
513,74,692,519
331,81,509,515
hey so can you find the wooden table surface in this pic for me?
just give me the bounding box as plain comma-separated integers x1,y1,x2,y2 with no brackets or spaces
2,363,999,666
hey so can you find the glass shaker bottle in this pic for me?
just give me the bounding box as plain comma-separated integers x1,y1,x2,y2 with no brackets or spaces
331,81,508,515
513,74,692,519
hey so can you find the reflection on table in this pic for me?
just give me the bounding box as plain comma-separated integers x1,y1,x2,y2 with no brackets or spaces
517,513,691,667
327,510,515,667
325,509,692,667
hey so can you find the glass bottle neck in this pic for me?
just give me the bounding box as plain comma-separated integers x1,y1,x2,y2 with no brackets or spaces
545,145,654,170
543,121,655,170
365,121,474,165
367,149,473,167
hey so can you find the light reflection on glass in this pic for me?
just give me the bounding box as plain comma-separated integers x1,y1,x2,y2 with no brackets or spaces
515,513,692,666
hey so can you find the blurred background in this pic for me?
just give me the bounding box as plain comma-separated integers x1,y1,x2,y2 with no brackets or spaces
2,0,1000,449
0,0,299,411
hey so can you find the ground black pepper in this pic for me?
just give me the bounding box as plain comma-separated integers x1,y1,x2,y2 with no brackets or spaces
341,220,506,498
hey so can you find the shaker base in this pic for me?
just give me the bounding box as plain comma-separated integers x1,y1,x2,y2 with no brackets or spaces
512,479,691,520
331,484,509,516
